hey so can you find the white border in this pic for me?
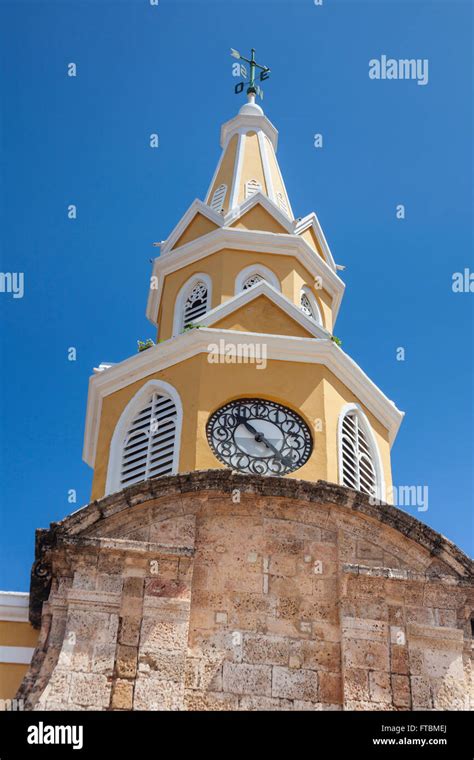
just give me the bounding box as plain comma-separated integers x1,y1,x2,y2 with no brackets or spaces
105,379,183,496
337,402,386,501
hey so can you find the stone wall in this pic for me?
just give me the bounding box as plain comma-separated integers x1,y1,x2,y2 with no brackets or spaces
18,471,473,711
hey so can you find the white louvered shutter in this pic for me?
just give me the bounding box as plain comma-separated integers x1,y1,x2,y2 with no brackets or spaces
183,282,208,328
242,273,264,290
276,191,289,216
341,413,377,496
245,179,262,199
210,184,227,213
120,393,177,487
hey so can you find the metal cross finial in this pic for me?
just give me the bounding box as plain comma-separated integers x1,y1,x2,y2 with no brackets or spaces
231,47,270,101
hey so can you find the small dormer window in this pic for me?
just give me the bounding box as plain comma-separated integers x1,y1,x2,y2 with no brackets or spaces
245,179,262,199
210,184,227,213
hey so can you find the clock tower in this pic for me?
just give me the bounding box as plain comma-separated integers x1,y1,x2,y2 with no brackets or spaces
84,53,403,502
16,51,473,714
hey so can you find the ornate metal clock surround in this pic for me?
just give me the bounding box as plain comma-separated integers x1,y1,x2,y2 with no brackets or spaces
206,398,313,476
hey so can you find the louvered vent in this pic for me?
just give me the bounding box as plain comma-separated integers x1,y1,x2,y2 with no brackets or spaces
210,183,227,213
245,179,262,199
183,282,208,328
277,191,289,216
120,393,177,487
341,413,377,496
242,274,264,290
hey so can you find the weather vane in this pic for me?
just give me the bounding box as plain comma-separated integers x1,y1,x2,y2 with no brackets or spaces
231,47,270,101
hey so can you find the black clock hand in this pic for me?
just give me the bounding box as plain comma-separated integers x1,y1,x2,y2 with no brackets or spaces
235,416,293,467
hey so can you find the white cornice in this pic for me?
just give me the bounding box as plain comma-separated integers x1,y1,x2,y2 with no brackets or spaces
294,213,337,271
83,329,404,468
146,227,345,327
224,191,294,232
220,112,278,151
161,199,223,255
0,591,29,622
197,280,330,339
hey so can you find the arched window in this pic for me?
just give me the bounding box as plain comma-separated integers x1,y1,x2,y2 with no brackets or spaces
235,265,280,295
245,179,262,199
299,286,322,325
338,405,383,498
210,183,227,213
173,274,212,335
105,380,183,495
183,281,209,329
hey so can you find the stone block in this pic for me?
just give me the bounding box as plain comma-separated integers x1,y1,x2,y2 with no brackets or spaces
242,634,290,666
111,679,134,710
390,644,409,675
184,690,238,711
116,644,138,679
368,670,391,703
119,616,141,647
69,673,111,708
222,662,272,696
343,639,389,671
342,667,370,702
134,675,184,710
272,666,318,701
392,674,411,708
318,671,342,704
410,675,432,709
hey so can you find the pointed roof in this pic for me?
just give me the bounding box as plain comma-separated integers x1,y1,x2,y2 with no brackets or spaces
204,98,293,220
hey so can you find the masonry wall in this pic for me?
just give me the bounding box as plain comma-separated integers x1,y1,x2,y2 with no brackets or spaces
18,472,473,711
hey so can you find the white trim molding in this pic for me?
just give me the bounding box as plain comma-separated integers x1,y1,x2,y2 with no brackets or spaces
83,329,404,468
147,227,345,328
172,272,212,337
234,264,281,294
228,133,246,210
0,646,35,665
197,280,329,339
0,591,30,623
220,111,278,151
105,379,183,496
294,213,337,272
337,402,386,502
162,199,224,255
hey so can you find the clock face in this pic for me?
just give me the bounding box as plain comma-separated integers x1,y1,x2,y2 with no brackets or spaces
206,398,313,476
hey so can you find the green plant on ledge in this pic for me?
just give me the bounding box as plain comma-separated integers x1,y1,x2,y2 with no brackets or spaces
181,323,204,333
137,338,155,352
331,335,342,347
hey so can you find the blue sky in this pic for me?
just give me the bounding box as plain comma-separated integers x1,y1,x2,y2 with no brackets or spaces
0,0,472,590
